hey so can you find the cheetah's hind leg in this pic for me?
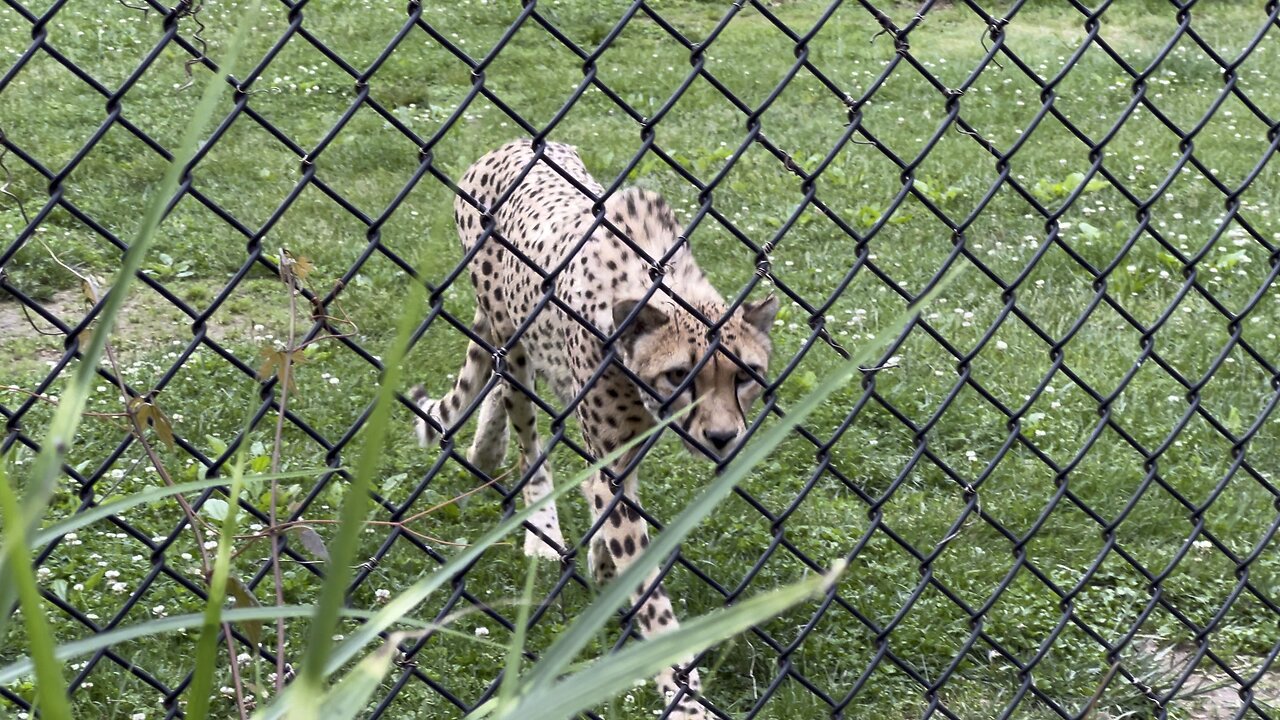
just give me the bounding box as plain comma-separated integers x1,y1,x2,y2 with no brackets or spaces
466,383,509,476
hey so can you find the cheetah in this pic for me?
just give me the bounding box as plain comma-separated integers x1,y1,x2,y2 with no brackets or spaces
410,139,777,717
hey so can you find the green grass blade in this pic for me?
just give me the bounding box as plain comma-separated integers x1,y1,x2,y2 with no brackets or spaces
496,555,539,710
290,283,423,711
186,434,254,718
250,408,690,720
28,469,326,548
519,271,958,693
0,0,263,625
0,605,486,686
502,564,842,719
312,637,401,720
0,461,72,720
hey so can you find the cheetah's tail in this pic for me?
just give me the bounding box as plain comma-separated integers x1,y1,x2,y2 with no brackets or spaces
409,384,441,447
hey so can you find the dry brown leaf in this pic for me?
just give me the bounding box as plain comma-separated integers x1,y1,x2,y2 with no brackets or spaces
79,277,100,305
127,396,175,448
227,576,263,647
292,255,314,281
278,249,313,285
289,525,329,562
257,346,307,391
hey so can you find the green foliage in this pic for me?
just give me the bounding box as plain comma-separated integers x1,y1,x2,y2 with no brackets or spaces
1031,171,1108,204
1,462,72,720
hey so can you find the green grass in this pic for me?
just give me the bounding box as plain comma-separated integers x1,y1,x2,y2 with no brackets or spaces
5,0,1280,718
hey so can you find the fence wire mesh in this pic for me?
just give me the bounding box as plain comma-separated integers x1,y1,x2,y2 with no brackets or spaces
4,0,1280,718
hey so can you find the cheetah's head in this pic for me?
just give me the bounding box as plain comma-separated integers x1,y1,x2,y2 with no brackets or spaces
612,294,778,460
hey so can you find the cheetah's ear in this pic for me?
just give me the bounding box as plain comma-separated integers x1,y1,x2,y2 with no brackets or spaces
612,298,668,338
743,294,779,334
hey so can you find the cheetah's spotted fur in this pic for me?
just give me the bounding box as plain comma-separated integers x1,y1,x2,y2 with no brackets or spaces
411,139,778,717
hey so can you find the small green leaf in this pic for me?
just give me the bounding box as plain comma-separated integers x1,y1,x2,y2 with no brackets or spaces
1226,406,1244,435
1214,249,1249,271
1156,251,1182,269
206,434,229,455
80,567,106,594
381,472,407,495
202,498,229,522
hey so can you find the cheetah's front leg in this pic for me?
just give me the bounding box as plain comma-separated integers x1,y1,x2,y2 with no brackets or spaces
504,343,565,559
584,472,706,719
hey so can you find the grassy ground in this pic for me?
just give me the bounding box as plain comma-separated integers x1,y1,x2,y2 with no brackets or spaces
4,0,1280,718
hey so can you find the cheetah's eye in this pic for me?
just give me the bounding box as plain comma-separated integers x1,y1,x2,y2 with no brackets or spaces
736,366,764,387
663,368,690,387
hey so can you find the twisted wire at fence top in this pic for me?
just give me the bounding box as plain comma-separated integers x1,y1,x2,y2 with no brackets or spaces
3,0,1280,718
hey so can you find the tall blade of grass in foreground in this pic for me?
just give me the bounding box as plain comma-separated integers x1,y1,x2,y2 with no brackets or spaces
27,470,324,549
249,409,693,720
500,565,842,718
511,272,958,705
186,403,260,719
0,460,72,719
0,605,506,686
495,555,540,711
289,280,424,716
0,0,264,631
313,633,408,720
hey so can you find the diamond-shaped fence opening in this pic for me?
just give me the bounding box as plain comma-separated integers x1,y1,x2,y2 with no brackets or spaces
4,0,1280,718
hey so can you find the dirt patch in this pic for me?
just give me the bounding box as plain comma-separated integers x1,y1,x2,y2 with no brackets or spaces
1108,640,1280,719
1166,649,1279,719
0,282,288,376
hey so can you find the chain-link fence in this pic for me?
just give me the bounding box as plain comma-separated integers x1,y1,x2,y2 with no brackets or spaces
5,0,1280,718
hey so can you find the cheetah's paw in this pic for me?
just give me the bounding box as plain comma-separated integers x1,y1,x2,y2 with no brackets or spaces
524,519,566,561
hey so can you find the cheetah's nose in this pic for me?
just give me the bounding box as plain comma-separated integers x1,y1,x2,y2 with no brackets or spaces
705,430,737,452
